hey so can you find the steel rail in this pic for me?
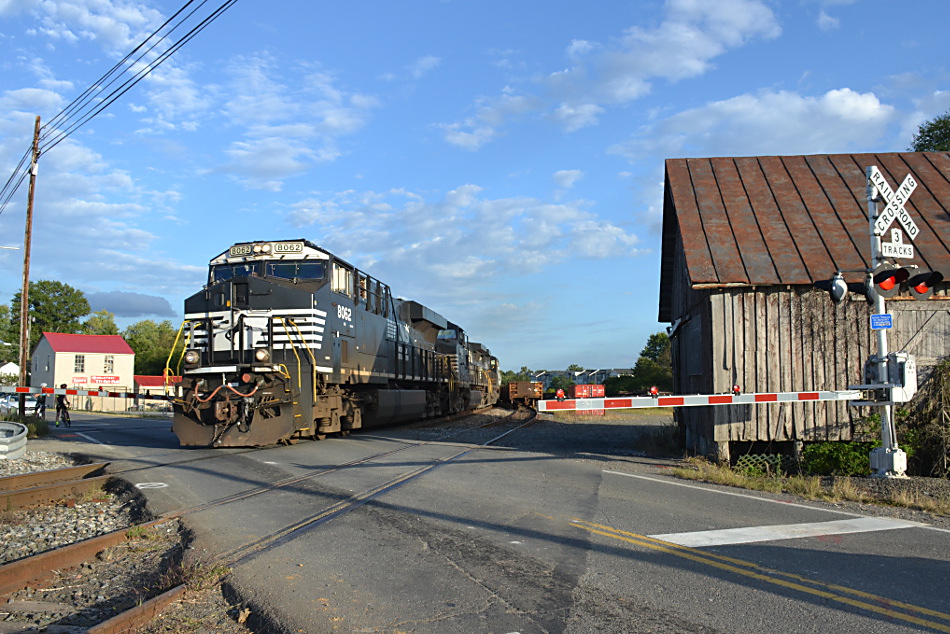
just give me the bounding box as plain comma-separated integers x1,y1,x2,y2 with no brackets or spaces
86,584,189,634
0,518,173,596
0,474,112,510
0,461,108,492
218,408,538,566
160,407,531,520
0,407,531,630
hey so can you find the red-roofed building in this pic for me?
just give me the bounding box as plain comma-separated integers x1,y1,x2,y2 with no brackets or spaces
31,332,135,412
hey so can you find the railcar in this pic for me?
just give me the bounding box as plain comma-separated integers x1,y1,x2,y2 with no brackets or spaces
170,239,500,447
505,381,543,407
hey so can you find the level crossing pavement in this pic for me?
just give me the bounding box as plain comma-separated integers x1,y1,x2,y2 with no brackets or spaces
25,412,950,633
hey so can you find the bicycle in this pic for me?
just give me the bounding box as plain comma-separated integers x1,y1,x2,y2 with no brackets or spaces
57,408,71,427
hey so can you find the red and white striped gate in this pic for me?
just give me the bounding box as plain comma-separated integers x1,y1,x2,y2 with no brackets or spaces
537,389,861,413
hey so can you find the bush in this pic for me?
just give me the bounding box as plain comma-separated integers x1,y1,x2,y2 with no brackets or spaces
801,441,878,476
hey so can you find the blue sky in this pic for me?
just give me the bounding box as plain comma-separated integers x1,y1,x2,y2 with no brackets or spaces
0,0,948,372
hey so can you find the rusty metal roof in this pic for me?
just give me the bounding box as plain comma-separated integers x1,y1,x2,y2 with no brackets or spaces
659,152,950,320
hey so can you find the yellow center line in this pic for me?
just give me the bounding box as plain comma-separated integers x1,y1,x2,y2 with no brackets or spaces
571,518,950,632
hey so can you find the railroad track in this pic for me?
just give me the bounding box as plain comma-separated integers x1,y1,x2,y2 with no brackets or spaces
0,406,537,632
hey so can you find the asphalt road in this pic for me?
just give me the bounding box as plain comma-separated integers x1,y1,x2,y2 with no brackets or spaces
30,410,950,634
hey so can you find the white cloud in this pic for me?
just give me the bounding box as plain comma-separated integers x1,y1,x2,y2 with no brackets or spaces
21,0,164,52
817,11,839,31
408,55,441,79
283,185,642,303
553,169,583,189
443,0,780,145
611,88,896,159
217,56,378,189
551,103,604,132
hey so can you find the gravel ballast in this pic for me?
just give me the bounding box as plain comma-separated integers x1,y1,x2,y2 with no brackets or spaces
0,451,252,633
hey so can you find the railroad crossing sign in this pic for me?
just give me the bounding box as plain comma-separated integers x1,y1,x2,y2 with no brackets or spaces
868,166,919,239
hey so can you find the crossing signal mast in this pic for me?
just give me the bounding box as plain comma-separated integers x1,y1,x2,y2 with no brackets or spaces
832,166,943,477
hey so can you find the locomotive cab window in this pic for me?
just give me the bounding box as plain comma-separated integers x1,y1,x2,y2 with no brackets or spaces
210,263,261,284
265,261,326,282
332,262,353,297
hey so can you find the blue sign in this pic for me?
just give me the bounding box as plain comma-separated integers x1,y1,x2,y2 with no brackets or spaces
870,313,893,330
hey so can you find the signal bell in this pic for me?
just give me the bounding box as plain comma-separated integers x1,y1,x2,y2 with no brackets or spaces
814,271,850,304
907,270,944,300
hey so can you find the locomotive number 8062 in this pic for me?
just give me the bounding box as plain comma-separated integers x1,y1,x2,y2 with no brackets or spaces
170,239,500,447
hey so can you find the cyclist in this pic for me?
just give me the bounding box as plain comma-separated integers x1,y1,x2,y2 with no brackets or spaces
55,384,71,427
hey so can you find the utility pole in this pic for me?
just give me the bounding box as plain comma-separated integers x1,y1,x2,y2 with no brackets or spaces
17,116,40,416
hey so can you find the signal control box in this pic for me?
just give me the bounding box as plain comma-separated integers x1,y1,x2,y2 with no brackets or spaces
851,352,918,404
886,352,917,402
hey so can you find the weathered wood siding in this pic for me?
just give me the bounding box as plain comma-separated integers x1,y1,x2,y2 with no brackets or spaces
671,251,950,455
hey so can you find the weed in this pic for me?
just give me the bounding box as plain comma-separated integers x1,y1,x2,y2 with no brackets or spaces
162,559,231,592
0,412,50,438
674,458,950,515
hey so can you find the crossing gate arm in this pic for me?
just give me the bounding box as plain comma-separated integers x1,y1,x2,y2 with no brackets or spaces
0,386,174,401
537,390,863,412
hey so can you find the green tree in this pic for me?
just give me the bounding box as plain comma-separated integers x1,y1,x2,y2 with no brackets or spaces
10,280,90,353
547,374,575,396
604,374,638,396
501,366,534,387
0,305,16,359
640,332,671,363
909,109,950,152
83,310,119,335
566,363,585,373
123,319,184,376
630,331,673,393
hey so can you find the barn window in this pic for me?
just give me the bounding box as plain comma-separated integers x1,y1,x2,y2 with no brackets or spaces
104,356,114,373
74,355,85,373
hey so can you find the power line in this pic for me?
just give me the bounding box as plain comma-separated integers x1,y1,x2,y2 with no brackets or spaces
41,0,241,152
0,0,241,216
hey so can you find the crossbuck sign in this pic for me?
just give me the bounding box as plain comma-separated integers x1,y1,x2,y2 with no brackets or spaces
869,166,919,240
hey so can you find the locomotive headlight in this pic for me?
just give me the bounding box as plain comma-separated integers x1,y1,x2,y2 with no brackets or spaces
253,348,271,363
260,243,271,253
183,349,201,367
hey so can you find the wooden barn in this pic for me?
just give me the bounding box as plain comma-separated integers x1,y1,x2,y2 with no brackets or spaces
658,152,950,461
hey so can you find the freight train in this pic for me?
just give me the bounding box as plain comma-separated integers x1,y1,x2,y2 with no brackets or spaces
170,239,500,447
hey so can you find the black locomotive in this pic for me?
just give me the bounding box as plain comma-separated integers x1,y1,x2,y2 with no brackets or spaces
171,240,500,446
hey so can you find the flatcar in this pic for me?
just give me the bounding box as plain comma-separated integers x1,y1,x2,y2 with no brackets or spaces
170,239,500,446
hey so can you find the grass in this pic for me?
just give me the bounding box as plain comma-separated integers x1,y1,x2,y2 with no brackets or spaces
167,559,232,592
673,457,950,516
0,412,50,438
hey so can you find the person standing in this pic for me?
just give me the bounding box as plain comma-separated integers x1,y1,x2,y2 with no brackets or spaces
33,383,47,419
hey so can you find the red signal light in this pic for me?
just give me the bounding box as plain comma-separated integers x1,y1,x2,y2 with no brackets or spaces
907,271,943,300
871,264,911,299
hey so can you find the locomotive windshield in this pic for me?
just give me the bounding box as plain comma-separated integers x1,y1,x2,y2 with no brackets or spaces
436,329,457,340
210,260,326,284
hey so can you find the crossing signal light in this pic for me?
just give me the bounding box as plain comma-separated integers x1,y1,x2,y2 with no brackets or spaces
907,270,943,300
871,264,911,299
